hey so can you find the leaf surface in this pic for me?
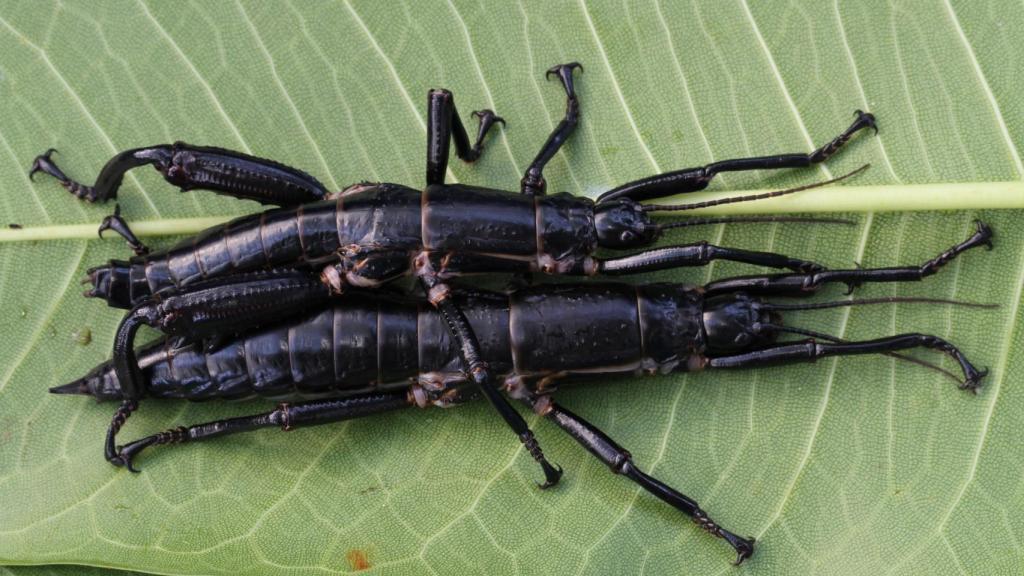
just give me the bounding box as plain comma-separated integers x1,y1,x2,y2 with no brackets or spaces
0,1,1022,575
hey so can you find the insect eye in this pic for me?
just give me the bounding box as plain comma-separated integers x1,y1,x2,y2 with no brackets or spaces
620,231,637,243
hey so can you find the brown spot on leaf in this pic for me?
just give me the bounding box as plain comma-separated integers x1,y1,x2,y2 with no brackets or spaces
346,549,371,572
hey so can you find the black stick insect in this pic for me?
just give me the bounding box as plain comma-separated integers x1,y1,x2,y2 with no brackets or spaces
55,219,993,565
29,62,881,503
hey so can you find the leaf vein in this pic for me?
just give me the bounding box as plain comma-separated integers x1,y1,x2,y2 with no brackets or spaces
936,227,1024,531
833,0,902,182
343,0,458,183
136,0,252,153
756,213,875,538
234,1,338,190
576,0,661,171
0,14,161,216
740,0,831,179
0,242,86,395
888,2,937,178
942,0,1024,176
653,0,717,166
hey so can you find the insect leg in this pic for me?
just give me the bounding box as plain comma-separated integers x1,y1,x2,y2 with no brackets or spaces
105,304,158,467
105,272,332,468
323,250,537,295
706,334,987,392
598,242,825,275
29,143,328,205
520,62,583,196
702,220,993,297
113,393,412,471
97,204,149,256
321,249,415,293
417,266,562,487
598,110,877,203
524,396,755,565
426,89,505,185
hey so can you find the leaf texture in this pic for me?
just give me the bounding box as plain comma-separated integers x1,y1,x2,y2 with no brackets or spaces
0,1,1022,575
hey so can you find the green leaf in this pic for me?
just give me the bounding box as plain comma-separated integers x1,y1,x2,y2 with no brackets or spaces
1,1,1022,575
0,566,144,576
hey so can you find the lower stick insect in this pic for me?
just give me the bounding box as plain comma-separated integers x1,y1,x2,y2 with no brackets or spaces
56,221,994,565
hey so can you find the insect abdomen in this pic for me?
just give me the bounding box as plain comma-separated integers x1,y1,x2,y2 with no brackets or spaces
139,296,503,400
70,283,705,400
86,184,425,308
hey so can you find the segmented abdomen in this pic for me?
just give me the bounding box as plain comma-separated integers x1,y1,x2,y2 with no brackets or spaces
106,184,424,307
70,283,707,401
137,295,513,400
119,283,705,401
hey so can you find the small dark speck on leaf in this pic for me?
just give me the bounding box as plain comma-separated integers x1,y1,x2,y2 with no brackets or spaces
358,485,380,495
8,223,22,229
73,328,92,346
346,549,371,571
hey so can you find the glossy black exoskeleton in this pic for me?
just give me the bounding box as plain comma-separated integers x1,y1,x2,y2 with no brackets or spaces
34,61,892,565
57,221,994,565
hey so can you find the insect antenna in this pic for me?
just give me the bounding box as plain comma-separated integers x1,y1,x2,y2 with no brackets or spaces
760,296,998,312
760,322,962,383
642,163,870,213
653,215,855,233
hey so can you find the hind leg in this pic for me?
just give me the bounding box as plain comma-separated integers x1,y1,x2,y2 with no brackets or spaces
30,143,329,205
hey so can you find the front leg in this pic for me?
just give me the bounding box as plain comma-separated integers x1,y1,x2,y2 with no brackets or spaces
598,110,877,203
598,242,825,275
30,143,328,205
416,261,562,487
707,334,987,392
701,221,993,297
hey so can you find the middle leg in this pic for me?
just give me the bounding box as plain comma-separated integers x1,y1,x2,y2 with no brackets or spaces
416,263,562,488
520,62,583,196
425,89,505,185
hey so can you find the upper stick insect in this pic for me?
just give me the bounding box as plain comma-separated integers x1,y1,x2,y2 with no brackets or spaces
30,63,878,496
